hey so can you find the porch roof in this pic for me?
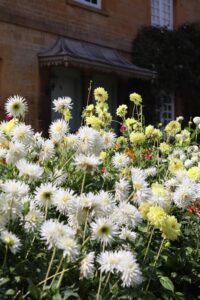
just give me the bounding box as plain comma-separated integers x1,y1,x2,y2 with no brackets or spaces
38,37,156,80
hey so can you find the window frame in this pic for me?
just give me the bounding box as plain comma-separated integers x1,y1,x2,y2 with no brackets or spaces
159,93,175,125
74,0,101,9
151,0,173,30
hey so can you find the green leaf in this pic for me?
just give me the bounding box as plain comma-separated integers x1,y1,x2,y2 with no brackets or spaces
0,277,9,287
63,290,80,299
176,292,184,297
14,276,21,283
52,292,62,300
28,285,40,299
5,289,15,296
140,292,158,300
160,276,174,292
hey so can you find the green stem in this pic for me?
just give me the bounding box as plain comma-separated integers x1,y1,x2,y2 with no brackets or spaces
101,272,111,296
145,237,165,293
25,234,36,259
61,152,76,172
23,266,74,299
13,290,22,300
50,256,64,288
56,266,65,289
81,236,90,249
140,105,143,125
153,237,165,267
127,191,134,202
96,244,105,300
96,269,103,300
143,227,155,262
44,202,49,220
86,80,92,107
104,279,120,299
2,245,8,269
43,247,56,289
81,173,86,195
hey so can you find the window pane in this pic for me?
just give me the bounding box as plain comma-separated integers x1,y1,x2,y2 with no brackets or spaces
74,0,101,8
151,0,173,29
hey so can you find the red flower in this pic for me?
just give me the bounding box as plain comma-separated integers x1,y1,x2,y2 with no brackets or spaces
5,114,13,122
187,207,193,214
187,204,200,217
145,154,152,160
101,166,107,173
120,124,127,133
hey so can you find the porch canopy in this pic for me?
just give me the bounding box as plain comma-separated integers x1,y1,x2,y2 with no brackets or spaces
38,37,155,80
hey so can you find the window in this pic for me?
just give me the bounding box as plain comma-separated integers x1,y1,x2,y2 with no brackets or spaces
157,93,175,125
74,0,101,9
151,0,173,29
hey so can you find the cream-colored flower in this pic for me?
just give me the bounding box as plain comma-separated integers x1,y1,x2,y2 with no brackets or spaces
159,142,172,154
165,120,181,136
130,132,145,145
168,158,184,174
94,87,108,102
129,93,142,105
187,166,200,181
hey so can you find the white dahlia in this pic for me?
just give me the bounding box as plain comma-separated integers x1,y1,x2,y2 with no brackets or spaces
6,141,26,164
5,95,28,118
53,96,73,113
1,179,29,198
53,188,76,214
91,217,118,246
34,183,56,208
77,126,103,155
1,230,21,254
74,154,101,173
16,159,44,181
112,153,130,170
49,119,68,142
11,123,33,145
117,251,143,287
80,252,95,279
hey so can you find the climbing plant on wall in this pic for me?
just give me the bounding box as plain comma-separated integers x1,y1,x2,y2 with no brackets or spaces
132,23,200,119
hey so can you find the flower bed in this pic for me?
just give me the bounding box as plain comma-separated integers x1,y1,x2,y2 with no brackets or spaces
0,90,199,299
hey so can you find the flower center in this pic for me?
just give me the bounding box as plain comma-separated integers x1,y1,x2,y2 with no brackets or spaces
98,225,110,235
13,103,20,110
43,191,52,200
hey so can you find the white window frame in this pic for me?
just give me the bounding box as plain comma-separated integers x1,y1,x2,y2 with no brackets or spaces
74,0,101,9
159,93,175,125
151,0,173,30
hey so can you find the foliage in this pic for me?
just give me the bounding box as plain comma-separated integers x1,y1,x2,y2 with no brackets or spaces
132,23,200,117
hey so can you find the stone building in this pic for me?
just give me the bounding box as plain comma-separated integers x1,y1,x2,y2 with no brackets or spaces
0,0,200,132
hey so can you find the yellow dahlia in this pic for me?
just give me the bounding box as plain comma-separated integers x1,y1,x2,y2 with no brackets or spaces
116,105,128,118
187,166,200,181
151,182,167,198
130,132,145,145
159,142,172,154
161,215,181,241
139,202,152,220
168,158,184,174
165,120,181,136
147,206,167,228
86,116,102,130
94,87,108,102
129,92,142,105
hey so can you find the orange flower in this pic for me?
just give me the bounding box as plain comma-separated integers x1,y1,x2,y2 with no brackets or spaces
125,147,135,159
187,204,200,217
113,144,120,150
